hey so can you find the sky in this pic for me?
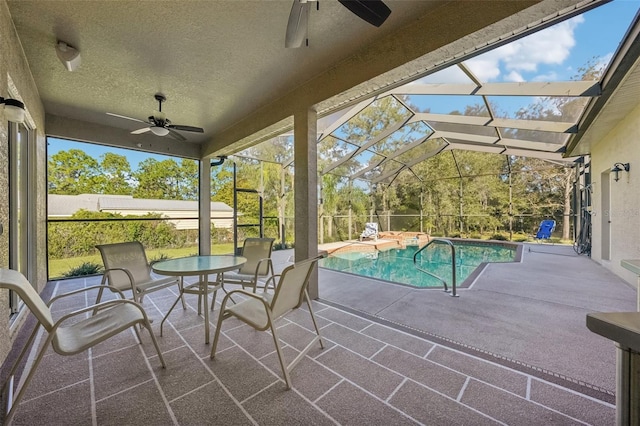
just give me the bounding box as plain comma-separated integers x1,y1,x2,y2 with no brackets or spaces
48,0,640,168
409,0,639,116
422,0,636,84
48,138,172,171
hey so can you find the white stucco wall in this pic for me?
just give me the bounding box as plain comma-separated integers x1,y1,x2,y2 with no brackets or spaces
590,102,640,285
0,0,47,368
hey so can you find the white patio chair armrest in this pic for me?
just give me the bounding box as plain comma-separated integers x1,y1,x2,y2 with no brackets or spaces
255,258,273,272
219,288,271,311
52,298,146,330
262,274,281,292
252,258,274,289
102,266,139,293
228,289,264,298
47,284,128,307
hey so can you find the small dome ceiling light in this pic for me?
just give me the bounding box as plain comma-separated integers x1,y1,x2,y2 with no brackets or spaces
56,41,81,72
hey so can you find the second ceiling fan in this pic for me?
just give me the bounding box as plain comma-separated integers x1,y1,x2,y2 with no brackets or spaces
107,93,204,142
285,0,391,48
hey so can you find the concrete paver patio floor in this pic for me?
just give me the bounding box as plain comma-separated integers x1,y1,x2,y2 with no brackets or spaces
316,242,636,400
5,243,629,424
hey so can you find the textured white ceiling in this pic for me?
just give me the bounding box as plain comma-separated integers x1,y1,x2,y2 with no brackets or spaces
7,0,587,158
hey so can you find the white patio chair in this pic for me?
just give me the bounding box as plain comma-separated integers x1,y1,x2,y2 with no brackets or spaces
220,237,275,293
95,241,184,310
211,255,325,389
0,268,165,425
360,222,379,241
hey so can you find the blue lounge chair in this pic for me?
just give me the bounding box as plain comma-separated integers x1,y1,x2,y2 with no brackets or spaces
535,220,556,240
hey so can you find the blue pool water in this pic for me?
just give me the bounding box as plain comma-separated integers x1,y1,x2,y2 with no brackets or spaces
319,241,518,288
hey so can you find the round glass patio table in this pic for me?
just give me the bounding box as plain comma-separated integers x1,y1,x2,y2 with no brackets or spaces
152,255,246,344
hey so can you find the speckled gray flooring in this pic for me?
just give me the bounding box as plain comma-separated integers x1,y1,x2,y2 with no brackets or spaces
5,245,618,425
317,243,636,396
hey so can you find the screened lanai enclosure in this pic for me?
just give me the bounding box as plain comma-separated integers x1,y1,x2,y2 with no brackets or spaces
44,7,612,279
225,53,599,247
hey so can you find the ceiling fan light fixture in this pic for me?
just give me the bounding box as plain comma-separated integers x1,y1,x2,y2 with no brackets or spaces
150,126,170,136
107,93,203,142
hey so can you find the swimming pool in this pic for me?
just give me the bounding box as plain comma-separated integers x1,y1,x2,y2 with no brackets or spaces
319,239,520,288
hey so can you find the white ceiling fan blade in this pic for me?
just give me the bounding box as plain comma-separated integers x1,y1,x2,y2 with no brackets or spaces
131,127,151,134
285,0,310,48
107,112,147,123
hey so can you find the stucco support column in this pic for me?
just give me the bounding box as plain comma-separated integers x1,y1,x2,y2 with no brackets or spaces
294,108,319,299
199,159,211,255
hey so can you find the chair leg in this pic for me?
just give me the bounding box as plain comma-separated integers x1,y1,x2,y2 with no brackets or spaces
1,323,40,393
304,290,324,349
130,291,148,332
92,279,107,316
5,333,54,425
269,319,292,389
133,324,143,344
210,312,227,359
211,274,220,311
179,277,186,310
196,280,204,315
147,330,166,368
220,283,238,305
210,289,218,313
139,315,166,368
210,293,234,359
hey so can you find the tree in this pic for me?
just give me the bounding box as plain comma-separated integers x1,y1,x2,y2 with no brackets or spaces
132,158,198,200
225,143,296,241
95,152,133,195
211,161,235,206
177,159,199,200
48,149,101,194
506,60,603,240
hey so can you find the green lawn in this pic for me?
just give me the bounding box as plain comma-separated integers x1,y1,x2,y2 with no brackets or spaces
48,243,236,279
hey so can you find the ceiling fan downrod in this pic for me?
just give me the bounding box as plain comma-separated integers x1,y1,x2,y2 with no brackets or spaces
154,93,166,112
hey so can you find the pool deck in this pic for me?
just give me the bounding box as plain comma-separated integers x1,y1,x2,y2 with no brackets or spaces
311,242,636,396
319,233,431,255
318,238,404,254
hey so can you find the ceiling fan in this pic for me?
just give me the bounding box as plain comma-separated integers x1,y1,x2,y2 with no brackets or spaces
107,93,204,141
285,0,391,48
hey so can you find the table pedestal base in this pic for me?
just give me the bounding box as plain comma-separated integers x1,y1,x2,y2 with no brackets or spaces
160,274,221,344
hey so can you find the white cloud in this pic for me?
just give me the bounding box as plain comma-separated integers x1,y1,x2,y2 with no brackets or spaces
466,15,584,82
532,71,559,82
504,71,524,82
466,58,501,81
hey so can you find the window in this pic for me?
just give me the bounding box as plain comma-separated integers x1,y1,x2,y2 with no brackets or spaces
9,121,33,314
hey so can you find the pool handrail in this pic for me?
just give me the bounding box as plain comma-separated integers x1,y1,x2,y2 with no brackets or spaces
413,238,459,297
